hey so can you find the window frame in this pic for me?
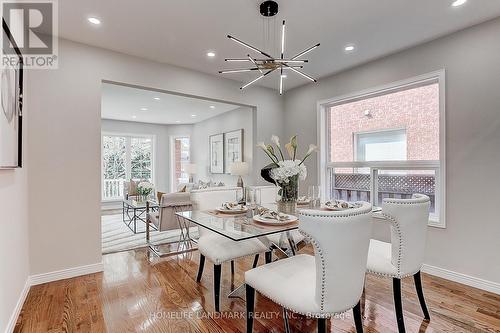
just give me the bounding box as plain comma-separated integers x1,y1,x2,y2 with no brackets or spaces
317,70,446,228
101,131,156,202
170,134,191,193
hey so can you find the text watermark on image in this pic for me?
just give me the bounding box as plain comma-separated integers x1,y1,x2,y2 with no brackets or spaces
1,0,58,69
149,310,351,321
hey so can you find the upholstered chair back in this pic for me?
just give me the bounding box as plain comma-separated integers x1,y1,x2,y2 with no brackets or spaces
298,202,372,314
383,194,430,277
190,186,243,237
157,192,192,232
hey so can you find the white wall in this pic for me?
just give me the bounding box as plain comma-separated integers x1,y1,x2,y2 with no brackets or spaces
26,38,284,275
0,106,29,333
284,18,500,283
191,106,254,186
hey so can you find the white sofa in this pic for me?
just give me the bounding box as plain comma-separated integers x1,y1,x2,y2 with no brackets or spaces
190,186,243,211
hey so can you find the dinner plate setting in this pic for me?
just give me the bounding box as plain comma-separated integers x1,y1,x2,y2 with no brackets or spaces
216,202,248,214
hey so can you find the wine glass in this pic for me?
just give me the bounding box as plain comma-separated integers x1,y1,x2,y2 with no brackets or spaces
308,185,321,208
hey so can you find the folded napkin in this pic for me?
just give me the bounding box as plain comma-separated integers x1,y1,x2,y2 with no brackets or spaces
257,207,289,221
325,200,355,209
297,196,310,204
221,202,246,210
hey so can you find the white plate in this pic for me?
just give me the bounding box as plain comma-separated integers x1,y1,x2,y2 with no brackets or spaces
216,207,248,214
253,214,298,225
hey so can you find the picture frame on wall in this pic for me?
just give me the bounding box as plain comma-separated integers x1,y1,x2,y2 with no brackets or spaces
224,129,243,174
209,133,224,174
0,19,23,169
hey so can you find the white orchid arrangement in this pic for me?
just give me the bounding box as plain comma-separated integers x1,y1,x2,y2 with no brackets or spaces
137,181,154,197
257,135,317,201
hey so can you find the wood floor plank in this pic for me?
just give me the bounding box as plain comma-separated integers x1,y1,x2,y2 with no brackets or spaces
14,246,500,333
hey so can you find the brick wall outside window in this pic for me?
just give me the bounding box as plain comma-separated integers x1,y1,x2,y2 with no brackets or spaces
329,83,439,162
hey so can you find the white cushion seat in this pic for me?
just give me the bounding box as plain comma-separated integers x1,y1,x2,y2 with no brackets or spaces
245,254,319,315
198,233,268,265
366,239,398,277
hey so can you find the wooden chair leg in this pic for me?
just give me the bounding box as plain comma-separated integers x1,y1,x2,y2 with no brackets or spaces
317,318,327,333
413,271,430,320
265,251,272,264
393,278,406,333
246,284,255,333
353,301,363,333
252,254,260,268
196,254,205,282
214,264,221,312
231,260,235,275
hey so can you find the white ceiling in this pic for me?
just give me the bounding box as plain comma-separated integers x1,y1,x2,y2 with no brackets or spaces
60,0,500,91
101,83,241,124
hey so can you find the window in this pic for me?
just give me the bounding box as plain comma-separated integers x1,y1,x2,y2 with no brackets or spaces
171,136,190,192
355,129,407,162
319,71,445,227
101,133,154,200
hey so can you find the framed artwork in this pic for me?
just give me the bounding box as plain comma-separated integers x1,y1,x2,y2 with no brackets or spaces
224,129,243,174
0,19,23,169
209,133,224,174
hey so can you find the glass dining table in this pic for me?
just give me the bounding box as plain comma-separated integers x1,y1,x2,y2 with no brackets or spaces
176,208,300,254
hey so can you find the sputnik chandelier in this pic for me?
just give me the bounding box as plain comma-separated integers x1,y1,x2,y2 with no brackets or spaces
219,0,320,94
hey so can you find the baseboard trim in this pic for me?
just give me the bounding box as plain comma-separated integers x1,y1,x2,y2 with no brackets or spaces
5,277,31,333
422,264,500,295
30,262,104,286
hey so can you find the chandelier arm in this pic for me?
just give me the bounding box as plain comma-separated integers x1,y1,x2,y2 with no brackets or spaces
274,59,308,63
285,64,317,82
279,67,284,95
247,55,263,74
219,68,261,74
281,20,285,60
290,43,321,60
240,69,275,90
227,35,273,59
225,58,252,62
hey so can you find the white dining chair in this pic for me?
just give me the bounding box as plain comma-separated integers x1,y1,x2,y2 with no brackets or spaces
245,202,373,333
366,194,431,333
191,187,271,312
196,234,270,312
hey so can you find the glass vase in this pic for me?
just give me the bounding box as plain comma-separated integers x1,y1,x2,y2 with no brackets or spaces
277,175,299,215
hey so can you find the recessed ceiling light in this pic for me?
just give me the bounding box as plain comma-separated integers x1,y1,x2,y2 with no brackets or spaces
191,114,197,117
132,115,137,119
140,107,148,111
451,0,467,6
87,17,101,25
209,105,215,109
344,45,355,52
175,120,181,123
153,97,160,101
281,74,287,78
207,51,216,57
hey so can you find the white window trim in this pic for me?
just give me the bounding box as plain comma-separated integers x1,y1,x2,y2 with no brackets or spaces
317,69,446,228
170,135,191,193
101,131,157,202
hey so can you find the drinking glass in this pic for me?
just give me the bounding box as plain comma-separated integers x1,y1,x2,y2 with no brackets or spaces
235,187,244,203
308,185,321,208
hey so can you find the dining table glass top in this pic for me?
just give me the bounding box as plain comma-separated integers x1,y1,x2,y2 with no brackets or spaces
176,209,299,242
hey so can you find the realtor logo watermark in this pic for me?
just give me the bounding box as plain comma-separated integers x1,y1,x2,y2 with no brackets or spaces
1,0,58,69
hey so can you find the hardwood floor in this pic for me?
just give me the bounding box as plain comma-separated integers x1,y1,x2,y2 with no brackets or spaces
15,246,500,332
